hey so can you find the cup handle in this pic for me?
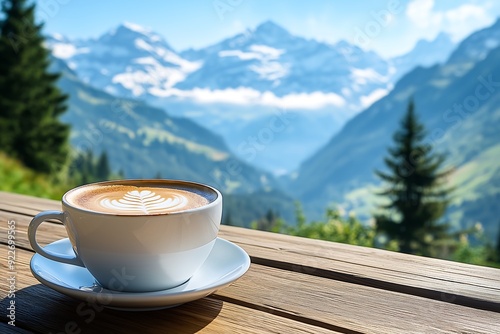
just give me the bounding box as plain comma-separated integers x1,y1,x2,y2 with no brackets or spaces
28,211,85,267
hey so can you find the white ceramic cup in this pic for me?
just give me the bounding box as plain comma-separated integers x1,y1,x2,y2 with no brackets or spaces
28,179,222,292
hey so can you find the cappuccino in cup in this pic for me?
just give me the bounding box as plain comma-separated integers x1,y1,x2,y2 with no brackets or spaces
29,179,222,292
66,183,214,214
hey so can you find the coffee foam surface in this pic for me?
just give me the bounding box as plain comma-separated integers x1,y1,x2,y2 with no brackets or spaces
66,185,211,215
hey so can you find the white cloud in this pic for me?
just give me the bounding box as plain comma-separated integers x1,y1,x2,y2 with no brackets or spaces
51,43,90,59
351,68,390,85
443,4,494,41
406,0,495,42
148,87,346,110
446,4,485,22
261,91,346,109
406,0,442,29
51,43,78,59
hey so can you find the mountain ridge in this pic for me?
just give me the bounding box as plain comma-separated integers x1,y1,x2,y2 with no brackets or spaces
47,20,461,174
292,20,500,238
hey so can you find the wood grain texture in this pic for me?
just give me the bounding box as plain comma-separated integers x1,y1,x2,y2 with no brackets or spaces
3,245,499,334
2,192,499,311
0,246,337,334
215,264,500,334
218,226,500,310
0,191,60,216
1,191,500,334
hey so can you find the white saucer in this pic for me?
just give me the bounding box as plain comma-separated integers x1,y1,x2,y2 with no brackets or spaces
30,237,250,310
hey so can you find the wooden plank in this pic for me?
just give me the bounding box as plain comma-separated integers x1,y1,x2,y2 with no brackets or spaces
0,247,337,334
218,226,500,309
215,264,500,334
0,191,60,216
0,202,53,219
0,191,60,206
3,245,499,334
1,199,499,313
2,192,500,310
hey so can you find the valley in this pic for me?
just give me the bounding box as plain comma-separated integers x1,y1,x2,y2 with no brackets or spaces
46,19,500,238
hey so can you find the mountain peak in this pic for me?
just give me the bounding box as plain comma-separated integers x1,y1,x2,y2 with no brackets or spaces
101,22,173,51
121,22,152,35
433,32,452,43
112,22,152,38
254,20,291,39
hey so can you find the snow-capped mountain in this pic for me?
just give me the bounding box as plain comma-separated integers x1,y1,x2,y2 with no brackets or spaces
48,22,201,97
46,21,459,174
48,21,395,111
177,21,392,109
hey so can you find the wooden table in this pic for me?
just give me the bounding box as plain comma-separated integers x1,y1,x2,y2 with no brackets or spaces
0,191,499,333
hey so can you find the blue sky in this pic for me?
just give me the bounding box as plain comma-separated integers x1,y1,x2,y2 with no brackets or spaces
35,0,500,58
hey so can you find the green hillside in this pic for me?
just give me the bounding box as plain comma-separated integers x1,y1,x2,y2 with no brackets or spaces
0,153,69,200
46,59,297,225
293,37,500,239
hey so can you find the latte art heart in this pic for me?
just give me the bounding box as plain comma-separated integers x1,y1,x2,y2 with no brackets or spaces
65,183,212,215
100,190,188,214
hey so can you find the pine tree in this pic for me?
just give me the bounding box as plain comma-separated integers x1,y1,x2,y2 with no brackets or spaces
81,150,95,184
375,100,453,256
96,151,111,181
0,0,69,173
